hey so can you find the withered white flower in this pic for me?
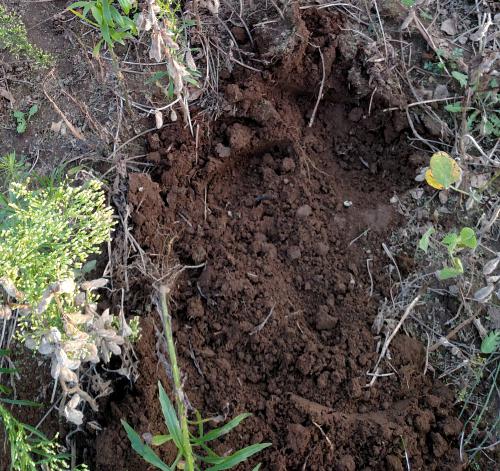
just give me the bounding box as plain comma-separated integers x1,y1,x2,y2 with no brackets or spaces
0,304,12,320
63,394,84,426
80,278,108,291
0,277,24,300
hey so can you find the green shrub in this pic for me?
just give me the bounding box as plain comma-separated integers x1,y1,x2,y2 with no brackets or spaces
0,5,52,66
0,179,114,335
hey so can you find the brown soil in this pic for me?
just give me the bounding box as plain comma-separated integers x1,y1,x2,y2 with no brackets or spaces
93,7,466,471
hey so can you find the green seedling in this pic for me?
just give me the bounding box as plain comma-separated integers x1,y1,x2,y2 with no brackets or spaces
419,226,477,280
445,76,500,138
122,288,271,471
13,105,38,134
0,5,52,66
481,331,500,354
69,0,137,56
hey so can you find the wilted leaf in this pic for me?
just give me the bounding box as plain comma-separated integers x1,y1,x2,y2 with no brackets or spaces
425,152,462,189
483,257,500,275
480,330,500,354
154,110,163,129
418,226,434,253
0,277,24,300
80,278,108,291
473,284,495,303
441,18,457,35
0,305,12,320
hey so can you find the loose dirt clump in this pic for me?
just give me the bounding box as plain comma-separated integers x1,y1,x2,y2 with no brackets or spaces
95,7,466,471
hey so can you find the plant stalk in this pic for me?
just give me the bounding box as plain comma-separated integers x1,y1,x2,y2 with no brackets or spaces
159,286,194,471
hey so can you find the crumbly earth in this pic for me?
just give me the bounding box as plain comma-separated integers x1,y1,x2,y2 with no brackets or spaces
0,3,471,471
92,7,466,471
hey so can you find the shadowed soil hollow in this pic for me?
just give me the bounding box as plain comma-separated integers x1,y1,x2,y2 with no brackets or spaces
92,7,465,471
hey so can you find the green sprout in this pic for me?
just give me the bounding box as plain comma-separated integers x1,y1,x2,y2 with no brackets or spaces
419,226,478,280
122,287,271,471
12,105,38,134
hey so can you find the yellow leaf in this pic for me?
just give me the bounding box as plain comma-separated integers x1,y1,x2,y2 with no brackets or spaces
425,152,462,190
425,168,445,189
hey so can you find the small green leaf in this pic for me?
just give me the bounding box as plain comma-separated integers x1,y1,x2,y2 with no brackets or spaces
117,0,133,14
158,382,183,450
480,331,500,354
451,71,468,88
437,257,463,280
401,0,415,7
458,227,477,249
151,434,172,446
442,232,459,254
194,413,252,445
418,226,434,253
146,71,169,85
121,420,172,471
445,103,462,113
206,443,272,471
13,111,26,133
28,104,38,119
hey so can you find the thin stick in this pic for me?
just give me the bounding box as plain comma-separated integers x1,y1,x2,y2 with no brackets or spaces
308,46,326,128
43,87,85,141
368,294,421,384
429,309,481,352
312,421,334,451
366,259,374,297
348,228,370,247
250,304,276,335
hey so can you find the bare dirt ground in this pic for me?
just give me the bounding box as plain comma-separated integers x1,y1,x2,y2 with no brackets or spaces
1,1,496,470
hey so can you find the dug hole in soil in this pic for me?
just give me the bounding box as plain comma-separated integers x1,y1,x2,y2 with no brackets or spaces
97,7,465,471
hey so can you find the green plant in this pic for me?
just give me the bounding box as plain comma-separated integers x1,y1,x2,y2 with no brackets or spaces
69,0,137,56
0,152,29,191
419,226,478,280
0,5,52,66
13,105,38,134
0,179,115,336
0,350,87,470
481,331,500,354
122,288,271,471
445,77,500,138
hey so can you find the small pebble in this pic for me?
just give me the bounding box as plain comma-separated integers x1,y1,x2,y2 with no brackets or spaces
287,245,301,260
296,204,312,218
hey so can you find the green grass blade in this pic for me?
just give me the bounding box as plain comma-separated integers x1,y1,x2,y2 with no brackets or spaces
151,434,172,446
205,443,272,470
0,398,41,407
158,382,183,450
252,465,261,471
0,367,17,374
193,413,252,444
21,423,51,440
121,420,172,471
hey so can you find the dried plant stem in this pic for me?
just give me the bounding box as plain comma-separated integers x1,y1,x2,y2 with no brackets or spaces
159,286,194,471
